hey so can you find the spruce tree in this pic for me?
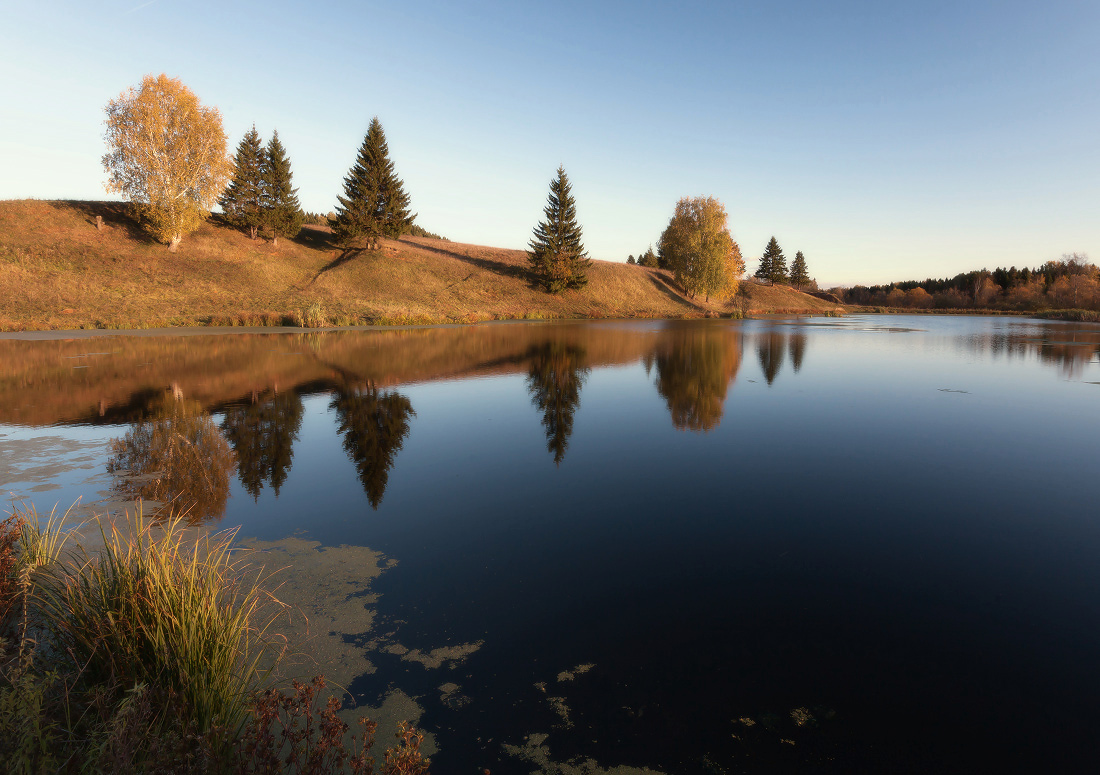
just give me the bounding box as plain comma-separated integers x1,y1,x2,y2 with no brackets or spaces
528,166,591,293
333,117,414,250
219,125,266,240
754,246,772,282
263,130,303,247
790,250,810,288
758,237,788,284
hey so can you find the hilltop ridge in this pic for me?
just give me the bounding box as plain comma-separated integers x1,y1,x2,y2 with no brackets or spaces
0,200,843,331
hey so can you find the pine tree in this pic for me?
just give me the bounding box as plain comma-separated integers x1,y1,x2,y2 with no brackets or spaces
220,125,266,240
757,237,788,284
263,130,303,247
790,250,810,288
528,166,591,293
333,117,414,250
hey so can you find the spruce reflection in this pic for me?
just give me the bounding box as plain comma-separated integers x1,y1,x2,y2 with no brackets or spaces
106,395,235,521
331,386,415,509
655,327,742,432
789,332,807,373
756,332,788,385
220,391,304,500
526,343,589,465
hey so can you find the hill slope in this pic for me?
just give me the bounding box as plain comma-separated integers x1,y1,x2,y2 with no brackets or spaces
0,200,843,330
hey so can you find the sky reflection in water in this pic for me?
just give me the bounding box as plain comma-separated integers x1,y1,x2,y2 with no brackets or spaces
1,316,1099,773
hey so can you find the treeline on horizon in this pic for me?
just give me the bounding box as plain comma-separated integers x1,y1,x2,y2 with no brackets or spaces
837,253,1100,312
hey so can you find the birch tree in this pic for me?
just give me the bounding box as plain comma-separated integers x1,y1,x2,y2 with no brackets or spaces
103,74,230,250
657,196,745,302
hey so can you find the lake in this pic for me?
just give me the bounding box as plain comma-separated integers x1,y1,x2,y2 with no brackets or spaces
2,315,1099,773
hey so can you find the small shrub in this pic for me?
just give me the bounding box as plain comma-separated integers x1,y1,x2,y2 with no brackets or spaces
235,675,428,775
0,513,25,636
295,303,327,328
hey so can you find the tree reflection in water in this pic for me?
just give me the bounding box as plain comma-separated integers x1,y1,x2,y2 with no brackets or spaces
789,332,807,373
526,343,589,465
757,332,787,385
220,391,304,500
106,395,235,521
330,386,415,509
655,327,742,432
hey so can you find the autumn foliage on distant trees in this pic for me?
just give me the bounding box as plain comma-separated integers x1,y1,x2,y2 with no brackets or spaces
840,252,1100,311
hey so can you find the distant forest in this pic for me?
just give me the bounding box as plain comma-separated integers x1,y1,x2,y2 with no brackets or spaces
834,253,1100,312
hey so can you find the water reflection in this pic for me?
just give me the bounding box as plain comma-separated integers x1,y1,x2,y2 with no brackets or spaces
959,328,1100,378
5,318,1098,524
220,391,304,500
789,332,807,373
526,343,589,464
331,387,415,509
106,395,235,520
654,326,742,432
756,332,787,386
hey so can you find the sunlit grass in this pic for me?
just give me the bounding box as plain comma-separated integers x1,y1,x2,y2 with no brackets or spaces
16,503,78,576
0,199,840,332
34,512,286,734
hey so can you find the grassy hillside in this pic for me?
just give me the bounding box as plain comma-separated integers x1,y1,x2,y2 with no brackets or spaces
0,200,843,331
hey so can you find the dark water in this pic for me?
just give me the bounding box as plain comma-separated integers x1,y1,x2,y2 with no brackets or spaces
2,316,1100,773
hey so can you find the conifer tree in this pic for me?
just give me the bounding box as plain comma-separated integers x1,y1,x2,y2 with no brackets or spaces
220,125,267,240
754,247,772,282
263,130,303,247
528,166,591,293
333,117,414,250
790,250,810,288
757,237,788,284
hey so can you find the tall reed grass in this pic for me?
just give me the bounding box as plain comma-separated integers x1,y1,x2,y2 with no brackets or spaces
17,503,77,575
35,515,286,734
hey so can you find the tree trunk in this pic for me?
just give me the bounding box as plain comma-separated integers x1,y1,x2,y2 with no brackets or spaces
168,234,181,252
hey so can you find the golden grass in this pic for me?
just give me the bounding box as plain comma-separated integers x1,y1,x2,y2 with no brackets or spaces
0,200,842,331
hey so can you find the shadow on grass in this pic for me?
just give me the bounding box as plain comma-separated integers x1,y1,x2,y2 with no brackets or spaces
645,269,704,311
306,246,371,287
398,237,537,287
62,200,149,243
293,224,336,251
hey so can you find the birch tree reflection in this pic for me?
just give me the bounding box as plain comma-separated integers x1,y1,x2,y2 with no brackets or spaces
527,343,589,465
655,328,742,432
331,387,415,509
220,391,304,499
106,396,235,521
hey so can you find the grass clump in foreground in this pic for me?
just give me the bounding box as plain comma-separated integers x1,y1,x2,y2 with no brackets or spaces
0,509,429,774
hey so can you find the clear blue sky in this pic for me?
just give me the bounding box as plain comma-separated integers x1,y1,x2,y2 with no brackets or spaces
2,0,1097,286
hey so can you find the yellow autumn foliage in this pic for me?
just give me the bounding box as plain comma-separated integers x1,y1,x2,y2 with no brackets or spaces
103,74,230,249
657,196,745,302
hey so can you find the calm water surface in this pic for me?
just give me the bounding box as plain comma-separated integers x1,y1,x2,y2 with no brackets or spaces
2,316,1099,773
